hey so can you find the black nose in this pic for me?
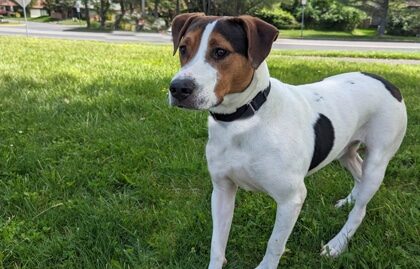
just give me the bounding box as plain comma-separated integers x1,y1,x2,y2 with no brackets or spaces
169,79,196,101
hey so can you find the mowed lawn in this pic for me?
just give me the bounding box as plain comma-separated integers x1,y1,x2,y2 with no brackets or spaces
0,37,418,269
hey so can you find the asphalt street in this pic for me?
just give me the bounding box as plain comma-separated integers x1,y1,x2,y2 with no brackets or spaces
1,21,420,52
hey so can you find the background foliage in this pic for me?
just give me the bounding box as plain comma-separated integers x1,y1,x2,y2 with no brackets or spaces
21,0,420,36
253,7,299,29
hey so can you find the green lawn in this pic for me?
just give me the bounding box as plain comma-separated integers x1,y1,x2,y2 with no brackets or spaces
271,49,420,60
280,28,420,42
0,36,419,269
7,16,53,23
8,16,86,26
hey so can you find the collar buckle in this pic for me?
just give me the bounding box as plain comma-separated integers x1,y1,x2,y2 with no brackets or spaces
248,101,257,113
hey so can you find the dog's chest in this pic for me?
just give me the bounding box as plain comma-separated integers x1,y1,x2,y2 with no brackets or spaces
206,123,269,191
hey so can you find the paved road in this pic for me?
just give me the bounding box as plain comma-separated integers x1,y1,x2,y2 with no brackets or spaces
1,21,420,52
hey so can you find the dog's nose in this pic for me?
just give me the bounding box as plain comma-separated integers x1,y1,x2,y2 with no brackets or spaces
169,79,196,101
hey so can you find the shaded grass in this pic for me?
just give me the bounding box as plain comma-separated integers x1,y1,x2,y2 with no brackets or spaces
280,28,420,42
0,36,419,268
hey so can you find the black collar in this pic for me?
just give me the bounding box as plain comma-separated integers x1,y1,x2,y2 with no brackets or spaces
210,82,271,122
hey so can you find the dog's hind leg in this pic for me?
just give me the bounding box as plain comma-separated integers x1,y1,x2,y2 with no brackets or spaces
322,102,407,257
321,139,402,257
322,149,391,257
335,142,363,208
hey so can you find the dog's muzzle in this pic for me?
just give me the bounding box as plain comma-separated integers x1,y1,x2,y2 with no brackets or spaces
169,78,200,109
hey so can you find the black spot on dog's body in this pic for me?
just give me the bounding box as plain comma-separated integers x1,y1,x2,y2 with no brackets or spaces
213,20,248,56
309,114,335,171
361,72,402,102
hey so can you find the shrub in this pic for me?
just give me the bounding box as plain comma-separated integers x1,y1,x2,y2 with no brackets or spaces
319,5,366,31
254,7,298,29
295,0,366,31
387,11,420,36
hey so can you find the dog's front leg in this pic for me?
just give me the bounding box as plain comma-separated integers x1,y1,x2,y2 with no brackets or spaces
256,182,307,269
208,178,237,269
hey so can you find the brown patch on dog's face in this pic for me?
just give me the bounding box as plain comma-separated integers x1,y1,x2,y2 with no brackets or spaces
206,28,254,102
174,16,218,66
178,29,202,66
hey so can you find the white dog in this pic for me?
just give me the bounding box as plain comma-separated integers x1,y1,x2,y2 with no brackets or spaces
168,13,407,269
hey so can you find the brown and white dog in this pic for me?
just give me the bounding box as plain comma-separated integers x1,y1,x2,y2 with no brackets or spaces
168,13,407,269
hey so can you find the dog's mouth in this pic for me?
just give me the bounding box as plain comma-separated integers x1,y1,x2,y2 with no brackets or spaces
169,95,205,110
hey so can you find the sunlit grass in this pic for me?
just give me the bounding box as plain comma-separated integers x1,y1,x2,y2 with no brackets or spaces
271,49,420,60
280,28,420,42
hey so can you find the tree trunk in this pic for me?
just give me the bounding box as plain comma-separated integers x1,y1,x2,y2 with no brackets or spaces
99,0,109,29
100,0,105,29
129,2,134,15
176,0,180,15
377,0,389,36
208,0,211,14
114,0,126,30
84,0,90,28
235,0,240,16
154,0,159,18
202,0,206,14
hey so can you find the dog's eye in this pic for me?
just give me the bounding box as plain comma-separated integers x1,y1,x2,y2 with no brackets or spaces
179,45,187,56
213,48,229,59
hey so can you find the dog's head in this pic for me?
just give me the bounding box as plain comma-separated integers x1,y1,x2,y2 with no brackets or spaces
169,13,278,110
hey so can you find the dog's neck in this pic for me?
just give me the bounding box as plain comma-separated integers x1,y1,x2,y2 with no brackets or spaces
209,61,271,114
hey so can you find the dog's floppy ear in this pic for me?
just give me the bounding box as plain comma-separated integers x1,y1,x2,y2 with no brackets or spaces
171,12,205,55
233,16,279,69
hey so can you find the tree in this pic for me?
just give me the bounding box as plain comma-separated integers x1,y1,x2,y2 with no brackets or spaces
83,0,91,28
115,0,126,29
377,0,388,35
92,0,110,29
153,0,160,17
41,0,54,15
176,0,180,14
183,0,278,16
338,0,396,35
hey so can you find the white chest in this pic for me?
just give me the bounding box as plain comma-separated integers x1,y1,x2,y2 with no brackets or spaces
207,137,262,191
205,119,283,192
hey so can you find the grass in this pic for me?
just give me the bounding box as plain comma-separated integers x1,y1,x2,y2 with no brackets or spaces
280,28,420,42
0,23,23,26
55,19,87,26
7,16,86,25
271,50,420,60
6,16,53,23
0,36,419,269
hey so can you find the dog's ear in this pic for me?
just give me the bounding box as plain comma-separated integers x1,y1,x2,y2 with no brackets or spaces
171,13,205,55
233,16,279,69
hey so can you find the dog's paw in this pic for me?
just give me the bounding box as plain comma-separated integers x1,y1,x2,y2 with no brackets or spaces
335,195,354,209
320,236,348,257
208,257,227,269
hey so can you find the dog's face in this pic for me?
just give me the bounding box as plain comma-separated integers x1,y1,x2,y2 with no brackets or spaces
169,14,278,110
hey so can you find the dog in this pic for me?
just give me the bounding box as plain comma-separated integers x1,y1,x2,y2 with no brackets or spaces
168,13,407,269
